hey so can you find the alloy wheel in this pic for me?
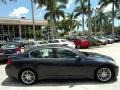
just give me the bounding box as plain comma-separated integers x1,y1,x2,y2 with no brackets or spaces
21,70,36,85
96,67,112,82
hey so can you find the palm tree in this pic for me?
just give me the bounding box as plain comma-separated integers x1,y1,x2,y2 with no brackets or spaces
74,20,82,34
96,8,105,35
66,12,75,32
44,4,66,38
74,0,88,35
103,15,112,35
34,0,68,39
57,12,81,36
99,0,120,38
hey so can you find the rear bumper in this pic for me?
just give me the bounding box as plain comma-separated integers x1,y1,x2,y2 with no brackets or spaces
0,55,8,62
0,54,17,63
5,65,19,79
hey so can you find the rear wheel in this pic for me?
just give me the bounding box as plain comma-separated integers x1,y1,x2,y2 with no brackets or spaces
20,70,37,85
95,67,114,82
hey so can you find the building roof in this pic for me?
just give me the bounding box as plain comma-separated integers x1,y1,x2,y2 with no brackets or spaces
0,17,48,26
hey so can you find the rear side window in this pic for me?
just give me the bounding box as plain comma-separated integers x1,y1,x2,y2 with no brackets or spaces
30,48,55,58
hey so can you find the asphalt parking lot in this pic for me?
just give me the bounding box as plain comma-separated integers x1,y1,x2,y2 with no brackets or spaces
0,43,120,90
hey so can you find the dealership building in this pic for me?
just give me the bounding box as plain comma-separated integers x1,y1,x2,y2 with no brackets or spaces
0,17,48,40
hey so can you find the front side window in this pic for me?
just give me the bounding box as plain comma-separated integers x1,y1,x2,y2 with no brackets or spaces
56,48,76,58
30,48,55,58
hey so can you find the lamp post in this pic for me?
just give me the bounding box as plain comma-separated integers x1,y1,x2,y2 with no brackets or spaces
31,0,36,40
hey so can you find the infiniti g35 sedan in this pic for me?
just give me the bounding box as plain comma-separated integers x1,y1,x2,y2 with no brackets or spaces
5,45,119,85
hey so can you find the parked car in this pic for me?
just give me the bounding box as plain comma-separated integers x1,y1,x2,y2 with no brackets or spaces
5,45,119,85
99,36,114,44
24,41,48,51
114,35,120,42
48,39,75,48
93,36,108,45
73,36,91,49
106,35,119,42
12,37,27,48
91,38,102,46
0,42,21,63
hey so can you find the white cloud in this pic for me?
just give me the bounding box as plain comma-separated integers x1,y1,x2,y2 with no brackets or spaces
9,7,29,18
103,3,116,13
66,0,74,9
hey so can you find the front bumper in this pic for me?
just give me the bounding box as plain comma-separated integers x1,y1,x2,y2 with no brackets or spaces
114,65,119,78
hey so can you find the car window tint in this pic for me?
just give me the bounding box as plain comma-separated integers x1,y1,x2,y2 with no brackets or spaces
30,48,55,58
56,48,76,58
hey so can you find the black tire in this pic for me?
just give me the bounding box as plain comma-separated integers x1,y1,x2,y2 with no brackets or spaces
95,67,114,82
19,69,37,85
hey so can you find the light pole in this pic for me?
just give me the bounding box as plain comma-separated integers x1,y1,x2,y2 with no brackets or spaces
31,0,36,40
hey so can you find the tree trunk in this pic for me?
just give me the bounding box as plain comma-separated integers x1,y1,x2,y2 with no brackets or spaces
100,18,103,36
88,0,92,39
112,1,115,38
50,14,55,39
82,14,85,35
95,12,97,36
53,16,58,39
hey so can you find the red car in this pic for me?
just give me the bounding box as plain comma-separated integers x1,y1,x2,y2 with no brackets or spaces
73,37,90,49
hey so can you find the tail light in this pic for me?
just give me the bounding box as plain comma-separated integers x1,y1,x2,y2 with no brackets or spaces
7,58,13,65
15,48,21,54
0,49,4,56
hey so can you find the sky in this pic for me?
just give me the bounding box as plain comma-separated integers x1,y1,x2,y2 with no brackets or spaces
0,0,99,19
0,0,119,30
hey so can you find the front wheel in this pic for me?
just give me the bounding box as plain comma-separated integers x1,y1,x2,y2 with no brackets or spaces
20,70,37,85
95,67,114,82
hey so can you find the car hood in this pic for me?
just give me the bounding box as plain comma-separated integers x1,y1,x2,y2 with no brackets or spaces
81,52,114,62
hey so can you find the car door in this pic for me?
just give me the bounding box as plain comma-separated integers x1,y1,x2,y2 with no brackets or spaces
30,48,59,77
54,48,88,78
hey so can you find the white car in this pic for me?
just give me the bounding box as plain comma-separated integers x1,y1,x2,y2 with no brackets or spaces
33,41,48,47
48,39,75,48
25,41,48,51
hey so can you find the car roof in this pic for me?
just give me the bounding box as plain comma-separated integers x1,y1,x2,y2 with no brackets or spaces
54,39,67,40
26,44,71,52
